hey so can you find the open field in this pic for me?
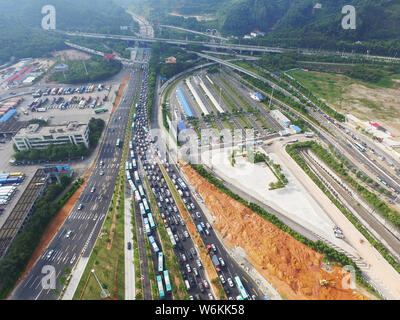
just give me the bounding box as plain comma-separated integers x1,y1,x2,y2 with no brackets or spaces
288,70,400,137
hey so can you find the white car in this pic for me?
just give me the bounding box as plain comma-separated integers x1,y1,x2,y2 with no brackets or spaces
219,274,226,284
186,264,191,273
46,250,54,259
65,230,72,238
184,231,189,238
227,278,234,287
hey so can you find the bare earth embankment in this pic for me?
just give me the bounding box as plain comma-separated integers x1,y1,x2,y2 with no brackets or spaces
181,162,368,300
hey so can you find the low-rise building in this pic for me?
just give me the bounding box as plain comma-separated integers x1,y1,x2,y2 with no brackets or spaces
13,121,90,151
270,109,291,128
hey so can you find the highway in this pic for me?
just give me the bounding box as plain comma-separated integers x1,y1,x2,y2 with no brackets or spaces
9,61,144,301
158,25,228,41
55,29,400,63
150,77,267,300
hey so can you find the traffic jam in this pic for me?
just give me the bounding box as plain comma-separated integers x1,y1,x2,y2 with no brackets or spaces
125,65,257,300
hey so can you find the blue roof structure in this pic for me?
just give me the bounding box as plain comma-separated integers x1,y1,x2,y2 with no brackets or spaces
178,122,187,132
176,87,194,118
290,125,302,133
0,109,16,123
255,92,263,100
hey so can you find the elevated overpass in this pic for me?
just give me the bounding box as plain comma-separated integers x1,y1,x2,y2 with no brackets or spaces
158,24,228,41
58,31,400,63
59,31,285,54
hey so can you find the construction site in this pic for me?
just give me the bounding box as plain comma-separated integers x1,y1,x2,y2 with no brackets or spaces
180,161,377,300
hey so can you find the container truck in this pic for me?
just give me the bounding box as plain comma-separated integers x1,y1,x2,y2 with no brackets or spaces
37,107,46,112
211,254,221,272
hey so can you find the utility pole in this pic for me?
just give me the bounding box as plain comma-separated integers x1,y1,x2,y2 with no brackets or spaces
268,85,275,110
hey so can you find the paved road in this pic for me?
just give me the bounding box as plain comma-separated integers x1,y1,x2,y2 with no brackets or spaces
9,62,143,300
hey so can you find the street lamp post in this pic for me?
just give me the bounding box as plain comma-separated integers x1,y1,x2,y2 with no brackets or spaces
91,269,110,299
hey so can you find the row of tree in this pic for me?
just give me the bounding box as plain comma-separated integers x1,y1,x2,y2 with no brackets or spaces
50,56,122,84
286,142,400,277
0,176,84,299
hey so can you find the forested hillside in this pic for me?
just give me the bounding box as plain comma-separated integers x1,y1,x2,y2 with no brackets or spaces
123,0,400,55
0,0,136,65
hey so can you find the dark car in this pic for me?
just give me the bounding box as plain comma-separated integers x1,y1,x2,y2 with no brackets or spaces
198,282,205,293
127,242,132,250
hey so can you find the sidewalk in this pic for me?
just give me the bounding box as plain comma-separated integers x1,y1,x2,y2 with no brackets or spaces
61,256,90,300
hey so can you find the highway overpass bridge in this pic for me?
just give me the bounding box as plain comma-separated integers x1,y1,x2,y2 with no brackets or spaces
58,31,400,63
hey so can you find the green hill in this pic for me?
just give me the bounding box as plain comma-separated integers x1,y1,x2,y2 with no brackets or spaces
125,0,400,55
0,0,136,65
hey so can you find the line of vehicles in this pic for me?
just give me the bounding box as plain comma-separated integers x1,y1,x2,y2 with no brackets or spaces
123,53,256,300
27,84,109,112
126,67,218,300
36,84,107,98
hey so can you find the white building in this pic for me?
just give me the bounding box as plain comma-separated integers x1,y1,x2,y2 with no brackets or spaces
270,109,291,128
13,121,90,151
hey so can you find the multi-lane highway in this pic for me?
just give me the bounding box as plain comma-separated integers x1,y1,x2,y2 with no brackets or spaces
9,59,144,301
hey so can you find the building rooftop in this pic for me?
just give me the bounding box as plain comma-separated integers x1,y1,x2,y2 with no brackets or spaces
17,121,87,137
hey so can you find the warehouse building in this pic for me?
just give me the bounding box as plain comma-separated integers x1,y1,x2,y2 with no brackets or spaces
13,121,90,151
270,109,291,128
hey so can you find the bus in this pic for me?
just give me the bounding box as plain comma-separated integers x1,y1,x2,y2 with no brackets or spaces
354,142,366,152
148,236,159,253
132,123,135,131
143,198,150,212
134,171,140,183
132,158,137,170
125,161,129,171
177,178,188,191
163,270,172,292
129,140,133,149
144,126,148,134
116,138,121,147
138,185,145,198
158,252,164,273
130,150,135,159
128,179,137,192
147,212,156,229
94,108,107,114
166,227,176,246
143,217,151,235
157,275,165,299
139,203,146,216
234,276,249,300
133,113,136,120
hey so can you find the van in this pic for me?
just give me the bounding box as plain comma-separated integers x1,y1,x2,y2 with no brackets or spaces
184,280,191,291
